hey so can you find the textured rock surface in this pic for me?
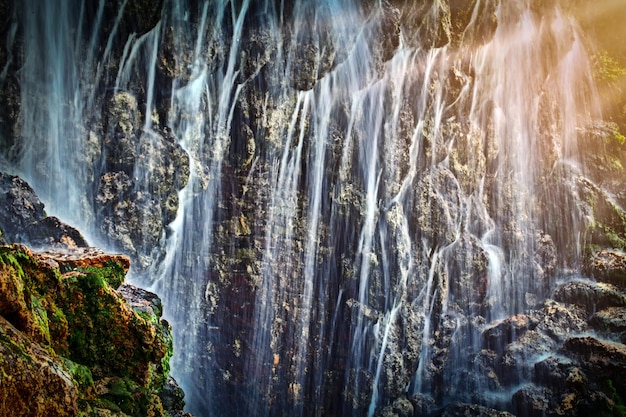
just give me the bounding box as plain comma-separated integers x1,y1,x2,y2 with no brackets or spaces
0,315,80,417
0,172,88,248
0,1,625,416
0,244,184,417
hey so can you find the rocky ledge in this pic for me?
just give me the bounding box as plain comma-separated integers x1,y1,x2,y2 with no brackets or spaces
0,244,188,417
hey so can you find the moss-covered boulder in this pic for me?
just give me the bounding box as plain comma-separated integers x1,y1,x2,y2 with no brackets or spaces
0,244,177,417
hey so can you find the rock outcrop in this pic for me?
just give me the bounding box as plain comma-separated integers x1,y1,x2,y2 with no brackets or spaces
0,244,186,417
0,172,88,249
469,249,626,417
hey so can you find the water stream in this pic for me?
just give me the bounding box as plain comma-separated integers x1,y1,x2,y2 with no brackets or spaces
8,0,600,415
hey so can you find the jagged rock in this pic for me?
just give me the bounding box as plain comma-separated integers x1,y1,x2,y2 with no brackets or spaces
560,336,626,385
285,6,337,91
553,279,626,313
435,402,515,417
578,121,626,198
550,336,626,416
0,172,45,231
533,299,588,343
500,330,556,383
1,1,625,416
103,92,140,173
460,349,502,395
590,307,626,343
511,384,554,417
23,216,89,249
119,283,163,317
413,167,462,246
0,244,175,417
375,396,414,417
34,246,131,277
96,171,164,268
378,1,401,63
411,393,437,415
98,93,189,268
484,313,537,349
479,298,590,404
448,121,487,196
584,249,626,287
0,172,88,248
576,176,626,249
534,355,587,391
159,376,187,414
391,0,453,49
0,316,80,417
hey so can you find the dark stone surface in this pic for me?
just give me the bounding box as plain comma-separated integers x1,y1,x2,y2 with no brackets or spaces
0,172,88,248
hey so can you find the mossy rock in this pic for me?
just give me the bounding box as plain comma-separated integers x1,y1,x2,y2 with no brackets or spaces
0,316,80,417
0,244,174,417
97,377,166,417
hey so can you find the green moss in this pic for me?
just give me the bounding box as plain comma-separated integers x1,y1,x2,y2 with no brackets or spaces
48,302,69,355
0,250,25,279
73,260,126,290
605,379,626,417
0,246,172,417
101,377,165,417
29,295,51,344
90,397,123,413
0,327,31,363
153,322,173,392
594,49,626,85
63,358,95,391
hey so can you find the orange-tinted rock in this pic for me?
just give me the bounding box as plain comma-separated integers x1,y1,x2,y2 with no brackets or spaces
0,316,79,417
0,244,175,417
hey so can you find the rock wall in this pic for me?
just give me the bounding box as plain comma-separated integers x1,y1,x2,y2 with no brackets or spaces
0,0,625,416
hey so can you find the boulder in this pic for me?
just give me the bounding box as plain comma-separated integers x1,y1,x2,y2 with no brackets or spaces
590,307,626,343
0,172,88,248
584,249,626,287
553,279,626,313
0,244,176,417
560,336,626,386
511,384,554,417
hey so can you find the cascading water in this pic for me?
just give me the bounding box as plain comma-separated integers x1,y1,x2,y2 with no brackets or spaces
6,0,604,415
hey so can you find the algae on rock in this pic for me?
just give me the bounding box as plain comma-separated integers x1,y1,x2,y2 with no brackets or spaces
0,244,178,417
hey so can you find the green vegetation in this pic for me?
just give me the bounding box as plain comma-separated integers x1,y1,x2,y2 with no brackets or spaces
594,49,626,85
593,46,626,152
0,245,175,417
605,379,626,417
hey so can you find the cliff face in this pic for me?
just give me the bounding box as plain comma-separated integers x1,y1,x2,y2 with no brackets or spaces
0,0,625,416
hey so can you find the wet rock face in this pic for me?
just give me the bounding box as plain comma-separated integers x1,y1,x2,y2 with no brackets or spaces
385,0,497,49
475,249,626,417
96,91,190,268
0,0,625,416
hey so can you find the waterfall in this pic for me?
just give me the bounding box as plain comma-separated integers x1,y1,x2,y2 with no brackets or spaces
8,0,602,416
